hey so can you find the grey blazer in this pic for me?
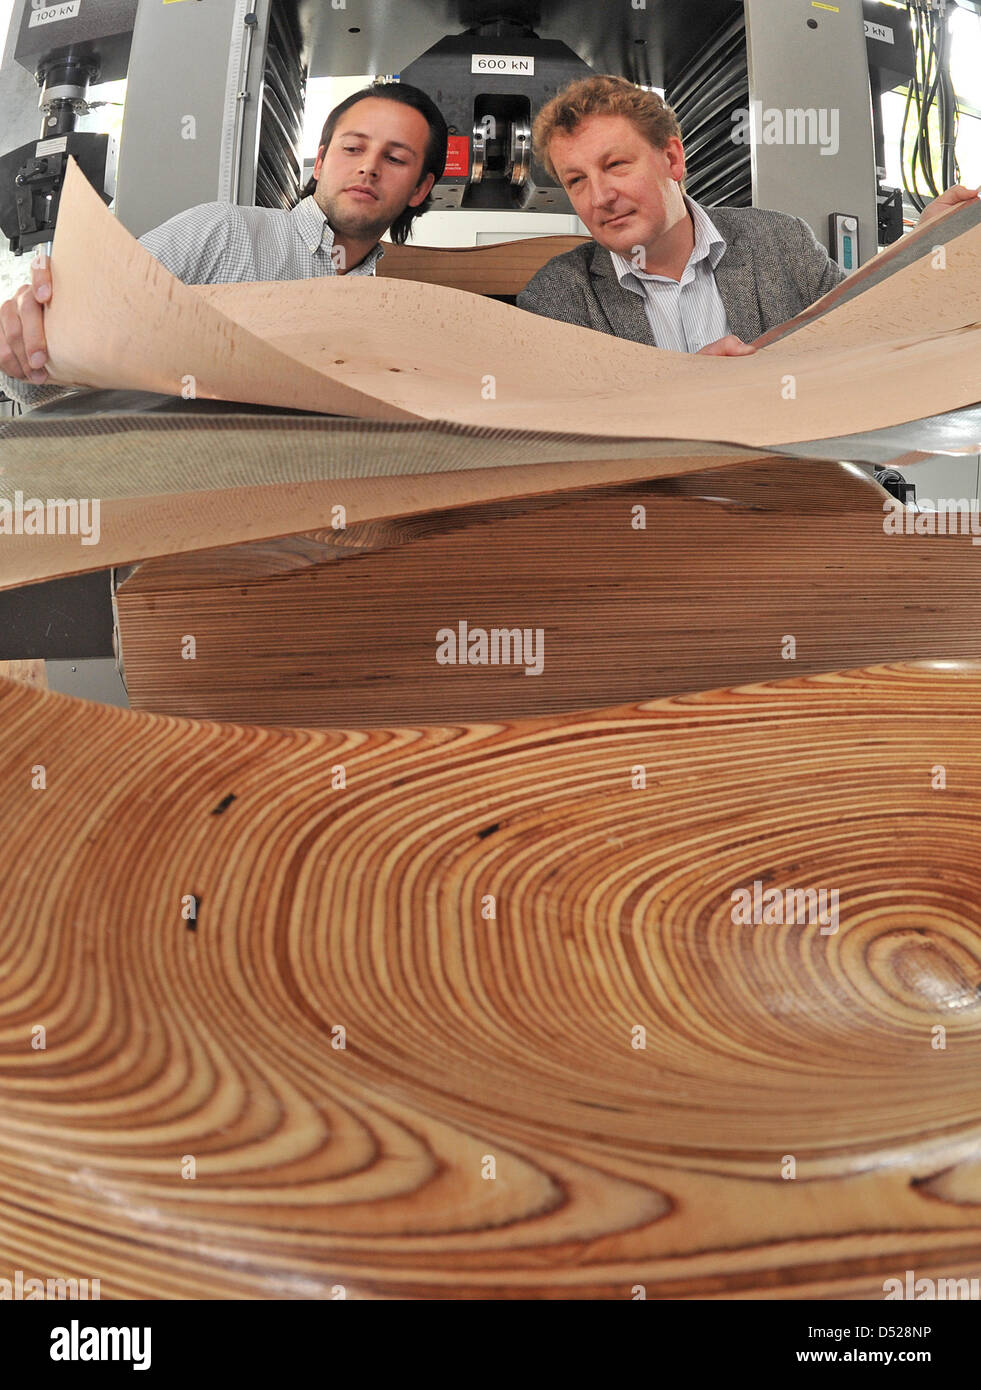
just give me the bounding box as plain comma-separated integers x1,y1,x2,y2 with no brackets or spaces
515,206,847,346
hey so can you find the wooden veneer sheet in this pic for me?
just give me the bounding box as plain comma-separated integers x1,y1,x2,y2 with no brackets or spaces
40,159,981,448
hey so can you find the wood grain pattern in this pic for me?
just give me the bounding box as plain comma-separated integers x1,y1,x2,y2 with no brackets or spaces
0,660,47,688
756,199,981,357
754,198,981,349
39,160,981,446
116,458,981,727
377,234,588,296
0,417,763,593
1,661,980,1299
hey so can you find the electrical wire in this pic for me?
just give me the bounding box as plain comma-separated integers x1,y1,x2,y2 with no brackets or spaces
901,0,961,210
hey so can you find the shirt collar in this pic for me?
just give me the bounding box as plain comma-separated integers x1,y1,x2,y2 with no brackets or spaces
290,195,386,270
609,194,727,285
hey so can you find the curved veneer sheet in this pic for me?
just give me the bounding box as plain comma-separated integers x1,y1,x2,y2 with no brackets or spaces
1,662,980,1298
39,160,981,447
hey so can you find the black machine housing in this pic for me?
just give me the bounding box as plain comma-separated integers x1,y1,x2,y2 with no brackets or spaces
400,26,593,212
0,0,137,252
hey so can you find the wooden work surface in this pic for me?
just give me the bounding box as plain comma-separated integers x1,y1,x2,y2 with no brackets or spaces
1,662,980,1298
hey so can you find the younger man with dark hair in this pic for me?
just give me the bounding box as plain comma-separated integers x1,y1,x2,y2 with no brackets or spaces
0,81,448,409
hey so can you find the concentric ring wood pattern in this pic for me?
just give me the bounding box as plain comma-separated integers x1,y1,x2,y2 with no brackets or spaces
1,663,980,1298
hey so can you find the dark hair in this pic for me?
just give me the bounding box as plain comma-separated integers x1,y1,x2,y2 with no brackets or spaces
299,81,448,245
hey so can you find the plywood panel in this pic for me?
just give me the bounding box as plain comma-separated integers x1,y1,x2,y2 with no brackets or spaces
377,234,588,295
115,459,981,726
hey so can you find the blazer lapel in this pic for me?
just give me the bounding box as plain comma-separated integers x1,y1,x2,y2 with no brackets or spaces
711,225,764,344
589,230,764,348
588,244,657,347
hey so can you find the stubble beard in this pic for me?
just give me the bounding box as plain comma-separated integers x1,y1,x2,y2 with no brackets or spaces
318,187,393,243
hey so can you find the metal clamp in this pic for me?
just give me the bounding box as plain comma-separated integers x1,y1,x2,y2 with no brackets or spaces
470,122,486,183
508,118,531,187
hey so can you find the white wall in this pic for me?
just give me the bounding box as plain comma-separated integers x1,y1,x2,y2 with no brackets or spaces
902,454,981,509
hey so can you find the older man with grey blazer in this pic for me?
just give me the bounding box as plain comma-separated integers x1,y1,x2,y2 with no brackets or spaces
517,75,976,356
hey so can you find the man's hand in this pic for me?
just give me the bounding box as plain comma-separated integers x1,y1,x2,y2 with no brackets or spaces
919,184,980,228
696,335,757,357
0,250,52,384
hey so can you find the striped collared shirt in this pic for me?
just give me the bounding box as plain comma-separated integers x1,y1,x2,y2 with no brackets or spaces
2,196,384,408
608,195,732,353
140,195,386,283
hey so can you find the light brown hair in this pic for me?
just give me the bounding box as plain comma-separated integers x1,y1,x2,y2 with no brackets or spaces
534,74,683,181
